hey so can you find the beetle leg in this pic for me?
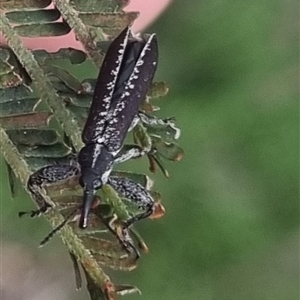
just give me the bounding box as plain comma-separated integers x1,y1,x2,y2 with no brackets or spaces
129,112,180,138
108,176,155,228
138,111,172,126
138,111,181,139
21,164,79,217
91,202,140,258
114,144,147,164
127,114,140,132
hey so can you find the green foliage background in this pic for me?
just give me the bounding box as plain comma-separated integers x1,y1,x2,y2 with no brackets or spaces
1,1,298,299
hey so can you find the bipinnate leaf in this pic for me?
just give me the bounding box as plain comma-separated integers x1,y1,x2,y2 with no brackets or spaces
0,1,183,299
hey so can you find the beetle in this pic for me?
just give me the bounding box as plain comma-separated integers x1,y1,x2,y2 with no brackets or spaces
24,27,160,239
77,27,158,228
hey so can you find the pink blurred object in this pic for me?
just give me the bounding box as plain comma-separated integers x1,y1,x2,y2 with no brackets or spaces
0,0,173,52
127,0,173,32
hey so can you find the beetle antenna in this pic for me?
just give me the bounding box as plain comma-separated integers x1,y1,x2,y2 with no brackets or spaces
39,208,78,247
69,252,82,290
19,203,52,218
18,209,43,218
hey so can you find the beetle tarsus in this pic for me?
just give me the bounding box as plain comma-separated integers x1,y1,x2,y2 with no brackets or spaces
107,214,140,259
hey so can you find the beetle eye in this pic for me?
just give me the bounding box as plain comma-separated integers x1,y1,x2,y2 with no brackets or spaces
93,179,102,190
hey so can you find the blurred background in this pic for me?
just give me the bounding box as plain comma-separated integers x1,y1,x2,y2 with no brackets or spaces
1,1,299,300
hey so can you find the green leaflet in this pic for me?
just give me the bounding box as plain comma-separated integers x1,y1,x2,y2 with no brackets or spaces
1,0,52,10
70,0,129,13
6,9,61,24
